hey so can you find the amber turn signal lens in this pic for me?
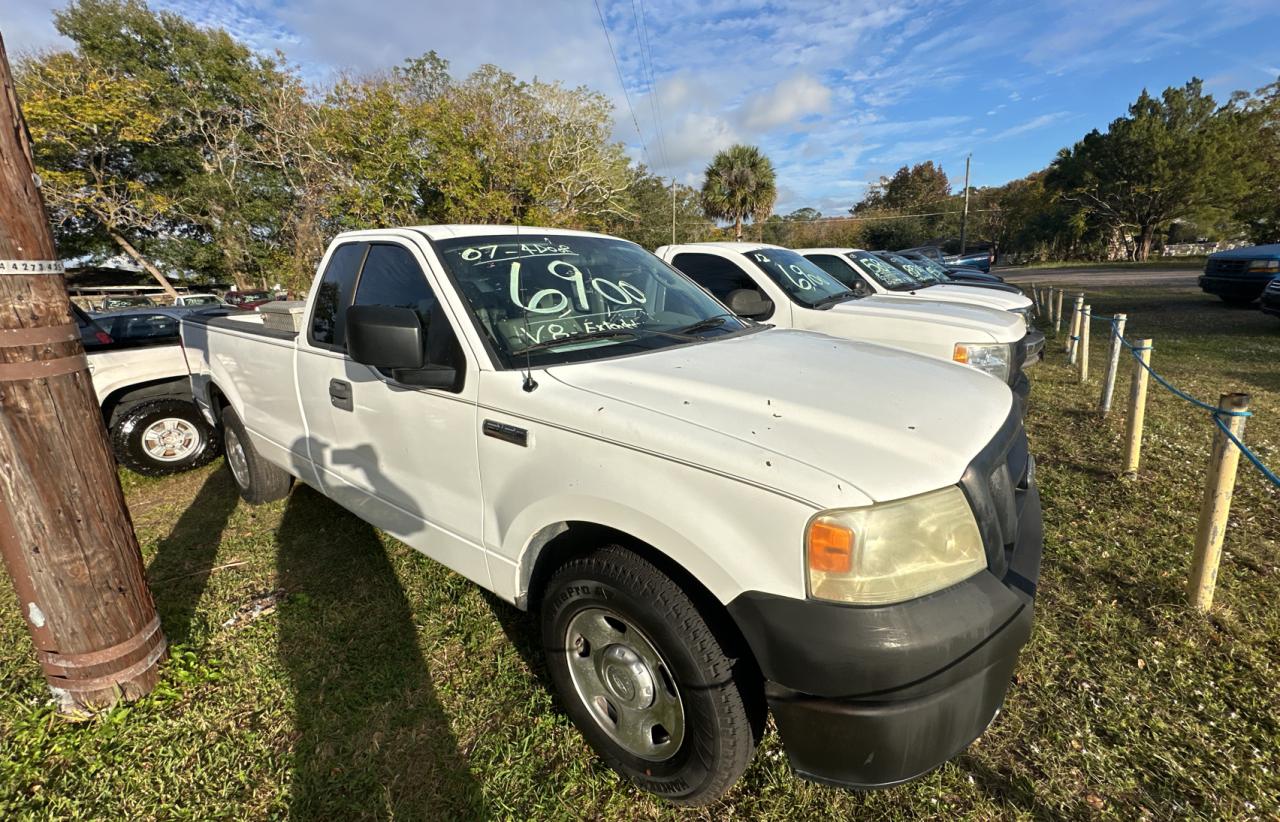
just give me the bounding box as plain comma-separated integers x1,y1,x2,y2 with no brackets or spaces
952,344,969,365
807,520,853,574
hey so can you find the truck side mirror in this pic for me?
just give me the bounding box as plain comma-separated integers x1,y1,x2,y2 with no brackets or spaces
346,305,425,370
726,289,773,319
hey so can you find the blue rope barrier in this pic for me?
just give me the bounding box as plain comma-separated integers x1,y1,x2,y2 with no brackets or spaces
1083,313,1278,488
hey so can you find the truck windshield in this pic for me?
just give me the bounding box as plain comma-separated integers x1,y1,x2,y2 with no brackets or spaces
898,254,954,282
434,234,752,368
742,248,853,308
846,251,921,290
879,252,947,284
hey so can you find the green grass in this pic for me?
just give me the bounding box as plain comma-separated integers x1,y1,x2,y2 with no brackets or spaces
1003,258,1208,270
2,283,1278,819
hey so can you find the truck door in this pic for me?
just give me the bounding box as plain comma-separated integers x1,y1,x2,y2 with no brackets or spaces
294,239,488,588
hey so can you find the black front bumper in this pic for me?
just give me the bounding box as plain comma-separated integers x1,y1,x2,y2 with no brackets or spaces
1198,274,1271,300
727,414,1043,789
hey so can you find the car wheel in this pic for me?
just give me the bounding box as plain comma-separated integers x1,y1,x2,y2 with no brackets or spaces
221,405,293,504
111,399,220,476
541,545,763,806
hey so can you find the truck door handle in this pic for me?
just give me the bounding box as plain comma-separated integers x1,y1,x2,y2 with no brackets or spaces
329,379,353,411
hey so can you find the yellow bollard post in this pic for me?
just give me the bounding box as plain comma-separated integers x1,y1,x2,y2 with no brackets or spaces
1187,393,1251,612
1053,289,1063,335
1098,313,1127,415
1078,305,1091,383
1122,338,1153,478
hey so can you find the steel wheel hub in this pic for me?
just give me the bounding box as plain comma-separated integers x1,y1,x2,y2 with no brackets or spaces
225,428,250,487
141,417,201,462
565,607,685,761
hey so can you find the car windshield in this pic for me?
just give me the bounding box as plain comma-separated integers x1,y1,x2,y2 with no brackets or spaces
93,312,180,343
846,251,921,290
902,254,955,281
742,247,852,308
880,252,947,284
434,234,752,368
181,295,221,305
230,291,270,303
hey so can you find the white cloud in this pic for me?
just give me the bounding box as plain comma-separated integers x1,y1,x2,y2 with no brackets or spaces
740,74,833,131
992,112,1073,141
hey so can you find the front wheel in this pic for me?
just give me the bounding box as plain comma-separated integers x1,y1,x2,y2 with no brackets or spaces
111,399,220,476
541,545,763,805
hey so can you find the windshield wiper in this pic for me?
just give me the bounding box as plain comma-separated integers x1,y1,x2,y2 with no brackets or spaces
510,329,638,355
672,314,731,335
811,292,858,309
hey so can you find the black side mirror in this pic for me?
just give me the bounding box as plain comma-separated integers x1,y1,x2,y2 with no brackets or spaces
851,279,871,297
346,305,424,370
726,288,773,319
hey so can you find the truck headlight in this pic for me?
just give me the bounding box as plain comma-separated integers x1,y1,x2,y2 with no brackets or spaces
806,486,987,605
953,342,1012,382
1247,260,1280,273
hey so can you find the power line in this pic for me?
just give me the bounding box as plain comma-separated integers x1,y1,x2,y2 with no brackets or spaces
631,0,669,173
668,208,999,227
592,0,651,168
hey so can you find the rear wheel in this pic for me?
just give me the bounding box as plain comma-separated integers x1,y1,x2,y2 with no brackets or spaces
221,406,292,504
111,399,219,476
541,545,763,805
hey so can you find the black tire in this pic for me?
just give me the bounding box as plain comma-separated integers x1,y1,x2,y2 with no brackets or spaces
221,405,292,504
541,545,763,806
111,398,220,477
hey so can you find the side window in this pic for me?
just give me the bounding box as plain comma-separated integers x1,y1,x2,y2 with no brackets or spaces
807,254,861,288
352,243,464,378
352,244,438,326
669,253,759,302
309,242,367,348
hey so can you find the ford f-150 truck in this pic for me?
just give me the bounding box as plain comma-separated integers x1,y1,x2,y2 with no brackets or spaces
1198,243,1280,304
181,226,1043,805
656,242,1037,403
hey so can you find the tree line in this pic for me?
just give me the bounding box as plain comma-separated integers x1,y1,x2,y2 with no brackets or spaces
17,0,1280,288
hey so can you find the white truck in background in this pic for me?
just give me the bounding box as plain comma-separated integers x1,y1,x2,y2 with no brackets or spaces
181,225,1043,805
656,242,1039,403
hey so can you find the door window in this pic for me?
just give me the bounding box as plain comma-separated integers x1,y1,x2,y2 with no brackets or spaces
309,242,367,348
669,253,758,302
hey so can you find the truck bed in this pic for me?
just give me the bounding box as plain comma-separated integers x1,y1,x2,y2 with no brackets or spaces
180,311,306,477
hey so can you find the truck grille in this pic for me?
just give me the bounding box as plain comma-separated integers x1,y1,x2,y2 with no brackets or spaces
959,410,1030,578
1205,258,1249,276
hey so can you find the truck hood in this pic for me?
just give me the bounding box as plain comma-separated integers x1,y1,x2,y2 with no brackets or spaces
1210,243,1280,260
822,295,1025,342
543,328,1012,507
876,284,1031,312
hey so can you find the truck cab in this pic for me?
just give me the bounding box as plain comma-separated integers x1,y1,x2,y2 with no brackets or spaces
656,242,1037,403
182,226,1043,805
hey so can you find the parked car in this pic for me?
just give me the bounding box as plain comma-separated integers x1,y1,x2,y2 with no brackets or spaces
182,226,1043,805
657,242,1035,403
79,306,221,475
1198,243,1280,304
99,294,158,311
173,293,227,307
224,289,274,310
72,303,114,350
881,250,1019,292
900,245,994,274
1260,276,1280,319
798,247,1037,327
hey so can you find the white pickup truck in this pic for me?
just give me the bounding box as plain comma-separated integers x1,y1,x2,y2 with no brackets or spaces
799,247,1035,316
181,226,1043,805
657,242,1039,403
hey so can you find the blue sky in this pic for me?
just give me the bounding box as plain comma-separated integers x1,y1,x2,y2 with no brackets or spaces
6,0,1279,214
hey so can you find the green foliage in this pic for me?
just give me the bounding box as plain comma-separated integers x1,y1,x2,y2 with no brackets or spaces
700,144,777,241
602,167,712,249
1225,78,1280,244
852,160,951,215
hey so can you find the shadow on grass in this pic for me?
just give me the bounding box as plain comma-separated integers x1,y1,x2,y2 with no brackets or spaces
146,467,240,645
481,591,557,697
276,485,487,819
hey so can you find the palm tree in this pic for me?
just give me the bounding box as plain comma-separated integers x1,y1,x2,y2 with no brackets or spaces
700,145,777,242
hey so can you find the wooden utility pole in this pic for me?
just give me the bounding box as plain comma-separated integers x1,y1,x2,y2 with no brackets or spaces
0,34,165,710
958,153,971,253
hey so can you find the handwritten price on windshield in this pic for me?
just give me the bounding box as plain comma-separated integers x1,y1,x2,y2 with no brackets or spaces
507,260,647,314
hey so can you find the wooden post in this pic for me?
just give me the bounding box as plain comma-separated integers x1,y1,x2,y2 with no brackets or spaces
1122,339,1153,478
0,34,165,710
1187,393,1251,612
1033,285,1042,317
1053,289,1063,335
1098,313,1127,415
1066,294,1084,359
1078,305,1091,383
